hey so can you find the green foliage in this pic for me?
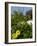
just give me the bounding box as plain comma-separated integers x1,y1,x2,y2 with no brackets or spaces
11,11,32,39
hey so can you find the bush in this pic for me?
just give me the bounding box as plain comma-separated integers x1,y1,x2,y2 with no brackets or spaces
11,11,32,39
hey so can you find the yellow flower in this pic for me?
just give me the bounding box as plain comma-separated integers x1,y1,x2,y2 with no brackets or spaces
12,30,20,39
16,30,20,35
12,33,17,39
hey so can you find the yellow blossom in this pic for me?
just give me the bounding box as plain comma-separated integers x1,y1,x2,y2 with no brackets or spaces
12,33,17,39
16,30,20,35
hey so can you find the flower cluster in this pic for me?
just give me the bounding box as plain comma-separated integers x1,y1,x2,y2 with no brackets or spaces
12,30,20,39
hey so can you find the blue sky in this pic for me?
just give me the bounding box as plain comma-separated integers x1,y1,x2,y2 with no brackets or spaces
11,6,32,15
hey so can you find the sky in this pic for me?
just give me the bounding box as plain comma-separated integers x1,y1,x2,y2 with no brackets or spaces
11,6,32,15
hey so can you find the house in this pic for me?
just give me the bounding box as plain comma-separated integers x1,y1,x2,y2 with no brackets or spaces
26,9,32,16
